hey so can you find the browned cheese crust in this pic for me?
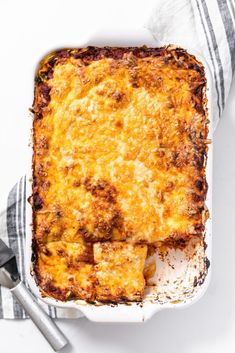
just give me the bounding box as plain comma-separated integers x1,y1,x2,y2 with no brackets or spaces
31,46,209,302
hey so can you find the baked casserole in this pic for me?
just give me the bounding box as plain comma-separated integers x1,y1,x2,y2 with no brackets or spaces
31,46,209,303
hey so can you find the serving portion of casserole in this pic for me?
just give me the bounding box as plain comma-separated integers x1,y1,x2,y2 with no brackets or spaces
31,47,208,303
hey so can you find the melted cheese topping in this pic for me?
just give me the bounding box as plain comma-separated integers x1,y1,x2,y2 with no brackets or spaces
36,240,94,301
94,242,147,301
32,47,208,302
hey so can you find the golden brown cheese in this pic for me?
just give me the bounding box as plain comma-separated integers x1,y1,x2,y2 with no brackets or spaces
34,240,95,301
32,47,208,302
94,242,147,302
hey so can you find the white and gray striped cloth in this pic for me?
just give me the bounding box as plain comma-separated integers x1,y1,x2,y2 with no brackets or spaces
0,0,234,319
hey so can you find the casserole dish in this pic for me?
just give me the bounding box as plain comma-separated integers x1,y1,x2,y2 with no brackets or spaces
26,28,213,322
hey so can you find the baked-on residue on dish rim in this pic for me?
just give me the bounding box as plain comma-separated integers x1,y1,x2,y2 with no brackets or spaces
28,48,213,318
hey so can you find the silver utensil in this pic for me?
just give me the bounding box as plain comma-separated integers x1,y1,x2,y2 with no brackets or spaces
0,238,68,351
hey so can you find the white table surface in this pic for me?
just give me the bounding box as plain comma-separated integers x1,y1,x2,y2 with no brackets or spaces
0,1,235,352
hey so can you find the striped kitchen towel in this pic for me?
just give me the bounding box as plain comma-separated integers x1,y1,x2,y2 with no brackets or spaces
0,0,234,319
146,0,235,129
0,176,83,319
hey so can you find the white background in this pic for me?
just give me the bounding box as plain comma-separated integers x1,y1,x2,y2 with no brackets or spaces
0,0,235,352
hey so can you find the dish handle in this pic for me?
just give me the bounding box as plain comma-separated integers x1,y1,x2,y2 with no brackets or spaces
81,303,161,323
86,27,160,47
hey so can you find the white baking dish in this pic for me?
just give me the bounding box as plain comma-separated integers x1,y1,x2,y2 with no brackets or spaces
25,28,213,322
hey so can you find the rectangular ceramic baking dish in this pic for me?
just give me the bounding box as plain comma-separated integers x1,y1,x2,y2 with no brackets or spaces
25,28,213,322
